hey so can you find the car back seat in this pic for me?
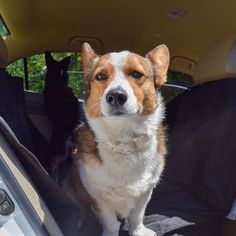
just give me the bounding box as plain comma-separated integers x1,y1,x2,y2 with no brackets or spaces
0,116,102,235
145,34,236,236
0,36,101,235
0,68,52,170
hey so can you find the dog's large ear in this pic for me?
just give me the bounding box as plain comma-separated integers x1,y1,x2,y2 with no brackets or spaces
81,43,98,73
146,45,170,87
45,51,54,66
60,56,71,70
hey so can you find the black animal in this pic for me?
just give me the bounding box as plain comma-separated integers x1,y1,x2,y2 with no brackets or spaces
43,51,80,181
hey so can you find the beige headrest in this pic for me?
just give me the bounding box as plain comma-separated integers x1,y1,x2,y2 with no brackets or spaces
0,36,8,68
194,34,236,84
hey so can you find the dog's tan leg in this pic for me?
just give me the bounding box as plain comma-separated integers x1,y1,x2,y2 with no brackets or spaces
95,200,121,236
128,188,157,236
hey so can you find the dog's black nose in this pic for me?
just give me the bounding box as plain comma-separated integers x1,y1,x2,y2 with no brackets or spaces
106,88,127,106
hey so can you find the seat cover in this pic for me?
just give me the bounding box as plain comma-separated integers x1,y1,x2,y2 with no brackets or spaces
145,78,236,235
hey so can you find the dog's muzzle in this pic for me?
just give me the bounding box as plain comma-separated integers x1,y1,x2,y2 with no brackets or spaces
106,87,128,115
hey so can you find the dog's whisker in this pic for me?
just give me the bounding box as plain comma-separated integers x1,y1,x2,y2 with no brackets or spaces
86,100,101,112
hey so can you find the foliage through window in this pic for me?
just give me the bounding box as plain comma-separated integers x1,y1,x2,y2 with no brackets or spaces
6,53,85,99
0,16,10,36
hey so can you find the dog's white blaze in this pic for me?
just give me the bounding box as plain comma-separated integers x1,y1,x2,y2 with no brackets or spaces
100,51,138,117
110,51,130,68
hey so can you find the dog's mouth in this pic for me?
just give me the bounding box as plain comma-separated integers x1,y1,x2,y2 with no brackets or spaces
110,111,125,116
102,107,129,117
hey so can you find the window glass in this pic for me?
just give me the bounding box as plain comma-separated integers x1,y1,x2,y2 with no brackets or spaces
161,70,194,103
0,16,10,36
6,59,24,78
6,53,86,99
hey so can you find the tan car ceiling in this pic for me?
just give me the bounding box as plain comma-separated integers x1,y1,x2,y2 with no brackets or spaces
0,0,236,75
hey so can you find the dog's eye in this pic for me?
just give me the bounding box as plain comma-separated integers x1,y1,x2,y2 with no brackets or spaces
95,73,108,81
129,71,144,79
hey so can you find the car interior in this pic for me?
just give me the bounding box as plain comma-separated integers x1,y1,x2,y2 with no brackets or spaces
0,1,236,235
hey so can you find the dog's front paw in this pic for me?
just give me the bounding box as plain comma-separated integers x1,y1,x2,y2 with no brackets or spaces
130,224,157,236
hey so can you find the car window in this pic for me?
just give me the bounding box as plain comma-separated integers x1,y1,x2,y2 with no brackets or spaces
6,53,86,99
0,16,10,36
162,70,194,103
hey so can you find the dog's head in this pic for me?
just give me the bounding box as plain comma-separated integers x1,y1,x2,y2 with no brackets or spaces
82,43,169,118
45,51,71,86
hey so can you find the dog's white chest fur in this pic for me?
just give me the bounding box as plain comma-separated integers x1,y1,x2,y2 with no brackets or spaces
79,104,164,219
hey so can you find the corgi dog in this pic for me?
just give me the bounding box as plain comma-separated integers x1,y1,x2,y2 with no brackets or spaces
64,43,169,236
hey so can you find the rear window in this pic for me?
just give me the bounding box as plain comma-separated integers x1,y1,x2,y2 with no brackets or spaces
161,70,194,103
0,16,10,36
6,53,85,99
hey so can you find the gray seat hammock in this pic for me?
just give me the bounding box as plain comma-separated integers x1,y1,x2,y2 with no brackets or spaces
145,78,236,236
